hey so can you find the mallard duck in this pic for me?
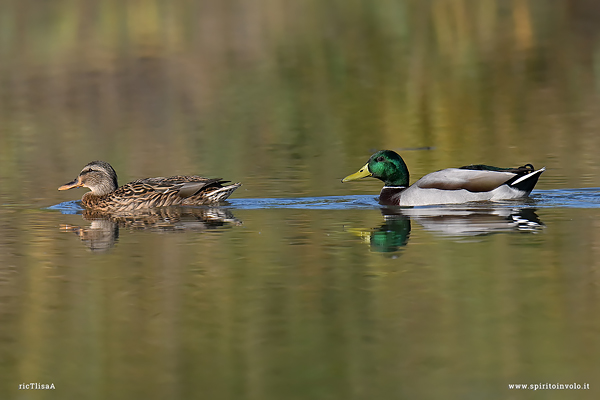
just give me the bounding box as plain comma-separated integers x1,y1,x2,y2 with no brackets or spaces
342,150,545,206
59,161,241,212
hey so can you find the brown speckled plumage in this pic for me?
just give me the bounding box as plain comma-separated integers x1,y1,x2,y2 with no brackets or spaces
59,161,241,213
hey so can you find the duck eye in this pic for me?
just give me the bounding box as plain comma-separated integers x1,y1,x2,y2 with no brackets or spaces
376,156,385,162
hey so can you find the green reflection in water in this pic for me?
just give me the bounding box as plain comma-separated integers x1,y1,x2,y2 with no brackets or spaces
2,206,600,400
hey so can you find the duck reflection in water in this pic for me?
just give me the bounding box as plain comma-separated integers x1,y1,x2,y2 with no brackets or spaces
60,207,241,252
350,207,544,253
348,216,412,253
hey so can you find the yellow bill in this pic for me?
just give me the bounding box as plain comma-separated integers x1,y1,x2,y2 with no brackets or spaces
342,163,372,182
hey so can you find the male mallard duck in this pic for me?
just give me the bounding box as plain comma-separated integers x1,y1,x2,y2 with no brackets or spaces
59,161,241,212
342,150,545,206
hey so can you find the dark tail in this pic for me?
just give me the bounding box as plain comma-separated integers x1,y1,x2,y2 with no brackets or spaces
508,167,545,194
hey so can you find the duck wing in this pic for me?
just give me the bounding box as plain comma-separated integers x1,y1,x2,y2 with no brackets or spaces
415,168,523,192
132,176,229,198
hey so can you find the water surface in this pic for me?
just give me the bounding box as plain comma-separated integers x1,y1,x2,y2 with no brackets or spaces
2,1,600,399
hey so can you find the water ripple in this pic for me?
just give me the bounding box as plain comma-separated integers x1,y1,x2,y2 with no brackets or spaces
227,195,379,210
46,189,600,214
533,188,600,208
46,200,84,214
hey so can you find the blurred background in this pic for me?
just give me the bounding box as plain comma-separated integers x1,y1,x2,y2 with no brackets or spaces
2,1,600,399
2,0,600,204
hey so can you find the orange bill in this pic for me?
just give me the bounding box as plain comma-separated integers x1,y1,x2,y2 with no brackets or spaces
58,177,83,191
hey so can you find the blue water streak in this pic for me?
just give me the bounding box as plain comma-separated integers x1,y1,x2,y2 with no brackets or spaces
45,189,600,214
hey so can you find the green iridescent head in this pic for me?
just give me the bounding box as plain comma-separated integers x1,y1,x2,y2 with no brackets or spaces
342,150,409,187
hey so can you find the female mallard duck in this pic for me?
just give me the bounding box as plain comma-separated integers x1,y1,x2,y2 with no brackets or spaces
342,150,545,206
59,161,241,212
